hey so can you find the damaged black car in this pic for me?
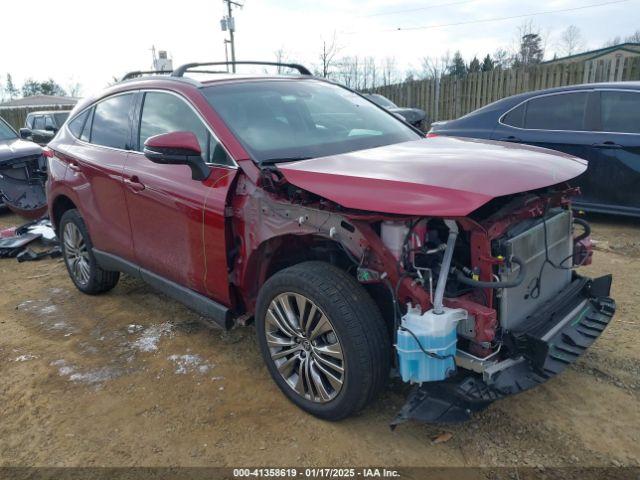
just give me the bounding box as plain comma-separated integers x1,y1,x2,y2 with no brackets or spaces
0,116,48,219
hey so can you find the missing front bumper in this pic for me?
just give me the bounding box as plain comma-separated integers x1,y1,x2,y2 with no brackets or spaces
391,274,615,426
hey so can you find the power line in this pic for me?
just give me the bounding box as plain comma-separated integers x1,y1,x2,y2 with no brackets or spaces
345,0,631,34
357,0,476,18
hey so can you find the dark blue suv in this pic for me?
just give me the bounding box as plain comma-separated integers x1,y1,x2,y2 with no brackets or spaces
429,82,640,217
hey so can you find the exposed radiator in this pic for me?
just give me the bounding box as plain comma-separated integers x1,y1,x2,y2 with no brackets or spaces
497,209,573,331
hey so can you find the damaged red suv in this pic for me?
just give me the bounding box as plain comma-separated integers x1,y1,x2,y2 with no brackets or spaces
46,61,615,424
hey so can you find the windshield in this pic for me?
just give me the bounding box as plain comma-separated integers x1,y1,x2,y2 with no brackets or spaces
54,112,70,127
367,94,397,109
203,80,418,163
0,118,17,141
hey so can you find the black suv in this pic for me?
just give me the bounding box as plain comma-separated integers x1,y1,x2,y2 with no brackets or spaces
20,110,71,145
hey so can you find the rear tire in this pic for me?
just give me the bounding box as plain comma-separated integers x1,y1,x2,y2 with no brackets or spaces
59,209,120,294
255,261,391,420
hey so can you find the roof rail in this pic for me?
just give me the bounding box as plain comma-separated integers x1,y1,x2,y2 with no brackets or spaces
121,70,173,81
171,61,312,77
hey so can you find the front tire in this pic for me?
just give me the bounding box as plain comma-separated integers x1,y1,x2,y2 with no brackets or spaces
256,261,391,420
59,209,120,294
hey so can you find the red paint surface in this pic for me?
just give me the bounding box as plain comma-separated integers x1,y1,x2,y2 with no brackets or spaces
279,136,587,216
144,131,202,153
46,76,590,347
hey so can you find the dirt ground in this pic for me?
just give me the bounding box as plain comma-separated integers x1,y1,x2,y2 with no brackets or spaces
0,210,639,469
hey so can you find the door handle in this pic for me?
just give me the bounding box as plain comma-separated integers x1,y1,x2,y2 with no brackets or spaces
592,141,623,149
68,162,81,172
124,176,145,192
499,136,522,142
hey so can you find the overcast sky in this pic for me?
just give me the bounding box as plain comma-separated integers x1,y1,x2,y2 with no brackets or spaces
1,0,638,97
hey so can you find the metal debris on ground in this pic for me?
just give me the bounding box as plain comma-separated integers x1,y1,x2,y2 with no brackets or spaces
0,217,59,260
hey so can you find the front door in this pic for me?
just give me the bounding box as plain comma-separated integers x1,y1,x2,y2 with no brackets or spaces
123,91,237,304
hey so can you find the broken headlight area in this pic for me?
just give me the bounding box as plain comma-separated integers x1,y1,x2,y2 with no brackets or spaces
0,153,48,219
360,191,614,425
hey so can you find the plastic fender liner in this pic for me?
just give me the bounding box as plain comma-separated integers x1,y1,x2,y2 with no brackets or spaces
391,274,615,426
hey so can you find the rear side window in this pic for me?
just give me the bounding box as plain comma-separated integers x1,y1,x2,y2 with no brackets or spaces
68,110,88,138
523,92,589,131
601,91,640,134
138,91,232,165
90,94,134,149
502,103,525,128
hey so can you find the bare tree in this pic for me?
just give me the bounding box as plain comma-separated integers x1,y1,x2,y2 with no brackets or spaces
318,32,340,78
361,56,377,90
381,57,399,86
335,56,358,89
274,47,289,73
420,51,451,79
603,35,622,47
492,48,511,69
626,30,640,42
558,25,585,57
67,81,82,97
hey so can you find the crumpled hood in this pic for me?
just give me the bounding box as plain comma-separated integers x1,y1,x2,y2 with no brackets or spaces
0,138,43,165
278,136,587,216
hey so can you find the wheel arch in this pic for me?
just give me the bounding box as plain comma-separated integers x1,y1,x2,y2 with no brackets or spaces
234,233,394,333
234,234,352,313
50,194,78,234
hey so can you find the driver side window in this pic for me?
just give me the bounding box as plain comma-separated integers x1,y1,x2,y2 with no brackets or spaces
138,92,232,166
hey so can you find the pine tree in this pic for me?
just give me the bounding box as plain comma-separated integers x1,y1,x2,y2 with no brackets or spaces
468,56,481,73
481,54,495,72
448,51,467,78
514,33,544,67
5,74,18,100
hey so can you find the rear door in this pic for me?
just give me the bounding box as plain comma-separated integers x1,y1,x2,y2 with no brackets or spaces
579,89,640,216
124,90,237,304
61,93,135,260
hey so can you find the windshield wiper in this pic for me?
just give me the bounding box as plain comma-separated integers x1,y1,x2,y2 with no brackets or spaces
259,156,312,165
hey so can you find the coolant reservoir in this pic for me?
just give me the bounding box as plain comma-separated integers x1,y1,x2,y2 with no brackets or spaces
381,221,408,260
396,305,467,383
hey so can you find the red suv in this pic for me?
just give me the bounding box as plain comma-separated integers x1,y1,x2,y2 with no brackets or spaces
46,61,615,424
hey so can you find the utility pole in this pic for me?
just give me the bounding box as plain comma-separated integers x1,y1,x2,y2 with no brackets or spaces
224,40,231,72
221,0,242,73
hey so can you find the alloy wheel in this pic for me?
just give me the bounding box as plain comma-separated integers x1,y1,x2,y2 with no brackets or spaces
265,292,345,403
63,222,91,286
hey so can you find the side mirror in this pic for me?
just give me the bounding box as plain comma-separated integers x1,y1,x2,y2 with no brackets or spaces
143,131,210,181
19,128,32,140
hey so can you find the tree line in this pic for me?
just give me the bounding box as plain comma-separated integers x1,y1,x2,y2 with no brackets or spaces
305,23,640,91
0,74,81,103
